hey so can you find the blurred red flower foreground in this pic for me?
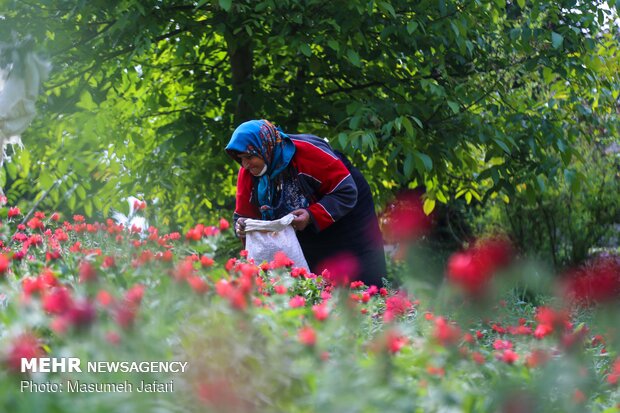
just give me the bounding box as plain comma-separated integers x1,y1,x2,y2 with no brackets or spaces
0,206,619,412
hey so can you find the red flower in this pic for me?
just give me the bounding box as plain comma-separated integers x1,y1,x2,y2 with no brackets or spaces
42,287,74,315
215,280,247,310
312,303,329,321
7,207,21,218
219,218,230,231
271,251,294,269
225,258,237,272
173,258,195,281
195,378,247,411
534,324,553,339
472,352,485,364
382,190,433,243
607,358,620,385
447,237,514,295
493,339,513,350
525,349,550,368
298,326,317,346
289,295,306,308
6,333,44,373
533,306,569,339
386,330,409,353
22,277,42,296
492,323,506,335
66,299,96,328
273,285,287,295
350,280,365,289
498,349,519,364
426,365,445,376
114,305,137,329
106,331,121,346
27,217,45,231
573,389,586,404
186,226,203,241
0,254,10,274
78,261,97,283
97,290,114,307
215,279,232,298
316,252,360,287
562,256,620,306
187,276,209,294
133,200,147,211
433,317,461,346
102,255,116,269
383,291,413,322
125,284,145,305
200,255,214,267
50,316,70,335
366,285,379,296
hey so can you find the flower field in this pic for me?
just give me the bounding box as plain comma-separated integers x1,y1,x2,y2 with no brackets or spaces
1,203,619,413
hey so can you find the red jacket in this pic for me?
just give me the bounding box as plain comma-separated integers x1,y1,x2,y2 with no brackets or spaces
234,135,358,231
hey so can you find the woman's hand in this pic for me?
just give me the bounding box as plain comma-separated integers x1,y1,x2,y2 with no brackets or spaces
291,209,311,231
235,218,248,238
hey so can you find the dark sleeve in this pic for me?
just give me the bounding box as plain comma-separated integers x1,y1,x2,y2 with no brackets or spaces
291,139,358,231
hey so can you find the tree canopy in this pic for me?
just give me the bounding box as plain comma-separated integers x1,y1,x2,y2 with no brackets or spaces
0,0,618,228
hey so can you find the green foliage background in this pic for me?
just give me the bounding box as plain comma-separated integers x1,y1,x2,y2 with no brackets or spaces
0,0,618,230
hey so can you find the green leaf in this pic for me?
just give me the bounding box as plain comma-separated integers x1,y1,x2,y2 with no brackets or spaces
67,192,76,210
93,196,103,211
436,190,448,204
219,0,233,11
402,117,414,137
407,21,419,34
536,175,546,192
18,150,31,178
300,43,312,57
327,40,340,52
347,49,361,67
551,32,564,49
423,198,436,215
84,198,93,216
76,90,97,110
39,172,55,190
517,0,525,8
414,151,433,171
76,185,86,200
447,100,459,114
493,138,511,154
465,191,472,204
403,153,414,178
6,162,17,180
378,1,396,18
411,116,423,129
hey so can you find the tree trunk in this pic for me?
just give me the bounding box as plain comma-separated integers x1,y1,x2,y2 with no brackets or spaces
225,28,254,125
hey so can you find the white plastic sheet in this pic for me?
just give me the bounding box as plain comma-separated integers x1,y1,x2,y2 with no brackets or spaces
245,214,310,271
0,48,51,166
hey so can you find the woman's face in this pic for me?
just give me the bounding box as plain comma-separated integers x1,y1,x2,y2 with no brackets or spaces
238,153,266,176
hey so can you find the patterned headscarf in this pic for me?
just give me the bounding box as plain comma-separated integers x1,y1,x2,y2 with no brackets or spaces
226,120,296,219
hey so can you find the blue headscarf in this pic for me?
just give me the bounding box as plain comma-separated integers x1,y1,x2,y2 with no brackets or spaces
226,120,296,220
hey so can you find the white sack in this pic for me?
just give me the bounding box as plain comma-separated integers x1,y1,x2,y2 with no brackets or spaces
245,214,310,271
